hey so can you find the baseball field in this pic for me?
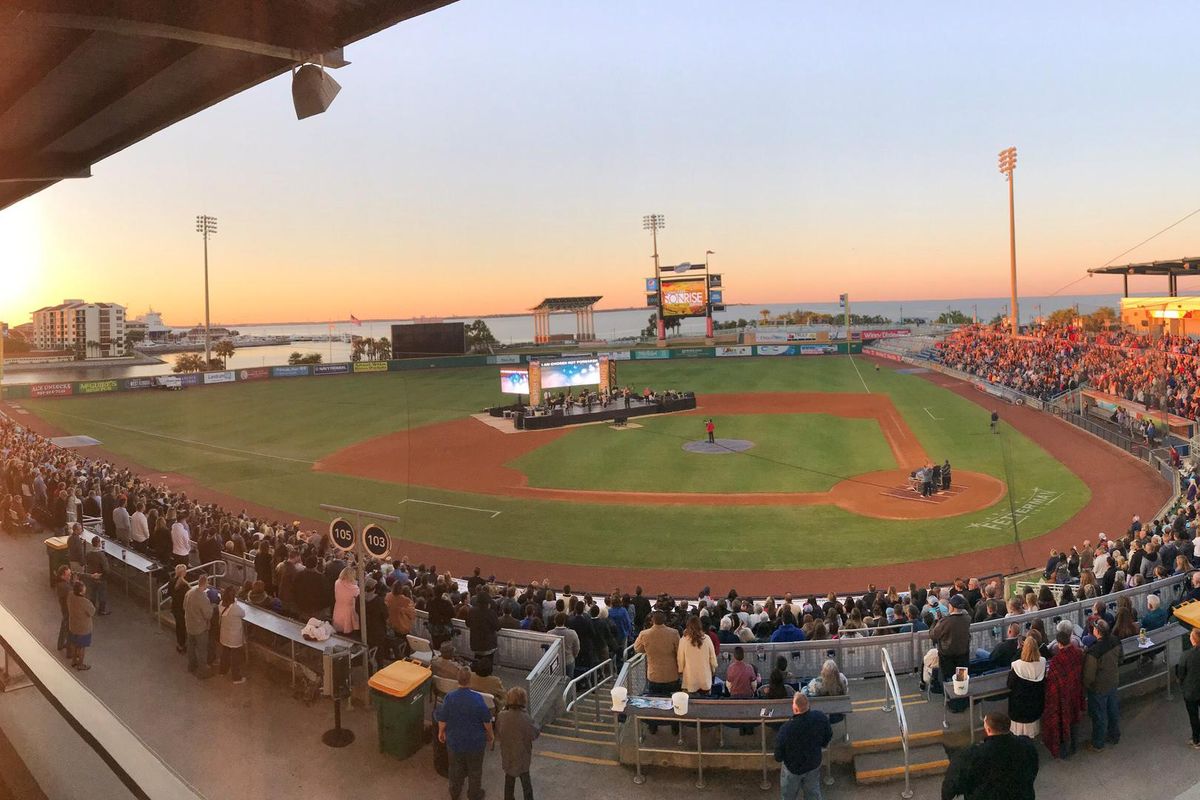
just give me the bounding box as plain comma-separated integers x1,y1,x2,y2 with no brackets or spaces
13,355,1105,590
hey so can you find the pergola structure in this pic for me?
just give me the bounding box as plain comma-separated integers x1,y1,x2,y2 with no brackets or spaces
0,0,456,211
530,296,601,344
1088,258,1200,297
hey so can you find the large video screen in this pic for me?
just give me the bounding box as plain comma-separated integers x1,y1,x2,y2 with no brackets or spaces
540,357,600,389
390,322,466,359
499,369,529,394
660,276,708,317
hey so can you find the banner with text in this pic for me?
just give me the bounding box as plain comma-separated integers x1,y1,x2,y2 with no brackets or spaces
31,382,74,398
715,346,752,358
203,371,235,384
659,275,708,317
352,361,388,373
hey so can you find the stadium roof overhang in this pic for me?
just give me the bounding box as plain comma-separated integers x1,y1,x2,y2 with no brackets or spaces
530,296,603,312
0,0,456,211
1087,258,1200,297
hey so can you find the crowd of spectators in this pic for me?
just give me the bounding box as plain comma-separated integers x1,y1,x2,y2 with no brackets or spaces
936,325,1200,419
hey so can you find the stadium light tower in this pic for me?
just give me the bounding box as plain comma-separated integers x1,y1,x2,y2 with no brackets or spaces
643,214,666,340
195,214,218,368
998,146,1019,335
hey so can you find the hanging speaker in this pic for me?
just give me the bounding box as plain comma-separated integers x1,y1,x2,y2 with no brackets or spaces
292,64,342,120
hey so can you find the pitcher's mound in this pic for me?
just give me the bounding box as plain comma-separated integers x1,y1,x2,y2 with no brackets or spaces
683,439,755,454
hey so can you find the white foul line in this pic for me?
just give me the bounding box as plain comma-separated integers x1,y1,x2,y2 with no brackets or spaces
923,407,944,421
848,355,871,394
399,499,502,518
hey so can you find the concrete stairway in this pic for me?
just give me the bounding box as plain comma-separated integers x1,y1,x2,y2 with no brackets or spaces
852,732,949,785
535,685,621,767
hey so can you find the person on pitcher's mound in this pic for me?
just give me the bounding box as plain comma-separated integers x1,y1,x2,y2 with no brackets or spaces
705,418,715,444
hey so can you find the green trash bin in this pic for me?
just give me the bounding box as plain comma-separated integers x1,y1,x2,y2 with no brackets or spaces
45,536,70,589
369,660,432,760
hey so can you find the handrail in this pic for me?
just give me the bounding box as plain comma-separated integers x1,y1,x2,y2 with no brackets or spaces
526,637,567,725
880,648,913,800
0,601,206,799
562,659,615,732
155,561,228,620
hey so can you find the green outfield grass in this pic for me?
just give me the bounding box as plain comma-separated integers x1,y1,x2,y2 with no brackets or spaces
512,414,895,493
17,357,1091,570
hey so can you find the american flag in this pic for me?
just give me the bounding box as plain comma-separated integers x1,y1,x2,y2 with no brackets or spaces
350,314,362,326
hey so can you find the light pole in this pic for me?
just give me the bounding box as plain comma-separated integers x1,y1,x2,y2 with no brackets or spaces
643,214,666,340
195,214,218,368
998,147,1019,336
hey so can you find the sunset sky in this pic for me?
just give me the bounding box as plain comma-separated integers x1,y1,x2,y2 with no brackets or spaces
5,1,1200,326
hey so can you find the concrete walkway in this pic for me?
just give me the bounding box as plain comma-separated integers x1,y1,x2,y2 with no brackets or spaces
0,529,1198,799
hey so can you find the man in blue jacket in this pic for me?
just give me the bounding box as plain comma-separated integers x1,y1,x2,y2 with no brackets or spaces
774,692,832,799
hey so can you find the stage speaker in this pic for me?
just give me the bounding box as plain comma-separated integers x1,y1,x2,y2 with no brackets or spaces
292,64,342,120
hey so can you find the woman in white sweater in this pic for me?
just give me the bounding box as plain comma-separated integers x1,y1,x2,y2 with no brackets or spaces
677,616,717,693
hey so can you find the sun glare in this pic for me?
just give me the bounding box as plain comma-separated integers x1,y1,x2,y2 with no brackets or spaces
0,202,44,324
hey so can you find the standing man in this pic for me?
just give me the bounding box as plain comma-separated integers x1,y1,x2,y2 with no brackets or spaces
67,522,86,575
990,410,999,434
633,611,681,735
170,510,192,570
1083,619,1120,751
930,595,971,698
54,564,73,654
84,536,110,616
942,712,1038,800
774,692,832,800
435,667,494,800
111,497,131,545
183,574,213,678
1177,627,1200,749
942,460,952,491
705,418,716,444
129,501,150,553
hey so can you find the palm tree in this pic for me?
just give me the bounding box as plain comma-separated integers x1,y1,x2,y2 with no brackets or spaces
350,336,366,362
759,309,771,326
172,353,205,373
213,340,235,369
376,337,391,361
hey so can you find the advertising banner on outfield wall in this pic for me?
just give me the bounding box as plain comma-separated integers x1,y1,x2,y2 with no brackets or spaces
600,351,632,361
77,380,118,394
715,346,753,357
863,348,903,362
31,382,74,398
122,377,156,390
352,361,388,373
800,345,838,355
179,374,203,387
673,348,712,358
755,330,819,343
633,349,670,360
271,365,310,378
203,371,235,385
486,354,521,365
238,367,270,381
314,363,351,375
860,328,911,340
756,345,799,356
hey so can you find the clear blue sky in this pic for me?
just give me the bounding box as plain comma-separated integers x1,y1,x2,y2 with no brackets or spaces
6,1,1200,324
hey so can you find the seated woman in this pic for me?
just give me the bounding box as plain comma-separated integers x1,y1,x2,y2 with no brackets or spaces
802,658,848,724
759,656,793,699
469,656,506,709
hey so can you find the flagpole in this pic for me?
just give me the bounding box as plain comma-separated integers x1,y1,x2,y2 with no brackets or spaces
328,321,333,362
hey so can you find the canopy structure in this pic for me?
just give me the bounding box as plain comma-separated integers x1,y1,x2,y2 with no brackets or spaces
1088,258,1200,297
0,0,456,211
530,296,602,344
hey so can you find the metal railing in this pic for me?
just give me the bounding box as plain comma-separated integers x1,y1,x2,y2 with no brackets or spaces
880,649,913,800
408,610,560,671
562,659,616,731
527,637,568,725
614,652,647,699
155,561,227,625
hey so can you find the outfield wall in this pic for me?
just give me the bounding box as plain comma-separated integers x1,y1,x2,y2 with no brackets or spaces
1,343,865,400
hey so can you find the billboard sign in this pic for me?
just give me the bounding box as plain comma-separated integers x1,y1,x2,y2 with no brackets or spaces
756,330,818,343
238,367,270,381
500,369,530,394
486,354,521,365
660,275,708,317
31,382,74,398
600,351,632,361
860,329,912,341
352,361,388,373
633,349,670,360
203,371,235,385
800,345,838,355
77,380,118,394
314,363,351,375
709,290,724,304
179,373,203,386
271,365,310,378
716,346,752,358
122,377,156,390
674,348,711,358
644,277,659,292
756,345,799,356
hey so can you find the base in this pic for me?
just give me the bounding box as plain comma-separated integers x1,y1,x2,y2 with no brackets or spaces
322,727,355,748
